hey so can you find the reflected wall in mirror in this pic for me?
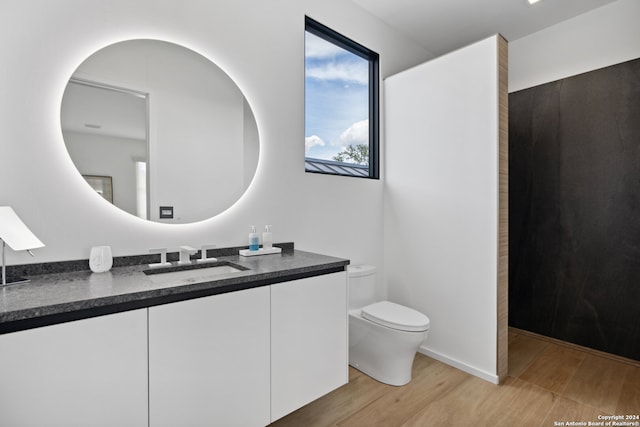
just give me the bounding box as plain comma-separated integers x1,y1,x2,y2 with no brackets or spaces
60,39,259,224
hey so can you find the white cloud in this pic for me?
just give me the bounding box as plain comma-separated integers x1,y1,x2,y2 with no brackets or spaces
305,32,368,85
305,135,325,152
338,120,368,146
306,62,368,85
305,32,344,59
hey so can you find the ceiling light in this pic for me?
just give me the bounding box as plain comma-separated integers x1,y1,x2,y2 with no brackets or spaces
528,0,541,4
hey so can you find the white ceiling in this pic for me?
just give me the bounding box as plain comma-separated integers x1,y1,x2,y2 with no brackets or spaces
61,80,147,141
352,0,620,57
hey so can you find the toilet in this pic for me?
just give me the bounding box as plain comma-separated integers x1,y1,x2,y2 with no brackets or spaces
348,265,430,386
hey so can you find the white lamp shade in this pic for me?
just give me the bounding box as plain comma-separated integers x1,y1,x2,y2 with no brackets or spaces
0,207,45,251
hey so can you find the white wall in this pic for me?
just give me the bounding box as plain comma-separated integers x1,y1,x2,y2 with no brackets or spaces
509,0,640,92
384,36,502,383
0,0,430,266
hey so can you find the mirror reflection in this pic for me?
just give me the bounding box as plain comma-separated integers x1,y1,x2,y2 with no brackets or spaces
61,39,259,224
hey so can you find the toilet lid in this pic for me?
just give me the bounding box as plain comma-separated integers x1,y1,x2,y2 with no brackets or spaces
361,301,430,332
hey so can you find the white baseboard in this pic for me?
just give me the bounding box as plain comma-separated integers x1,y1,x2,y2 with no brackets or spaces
418,345,500,385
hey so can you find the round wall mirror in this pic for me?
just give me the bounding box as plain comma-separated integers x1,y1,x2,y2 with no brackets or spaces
60,39,259,224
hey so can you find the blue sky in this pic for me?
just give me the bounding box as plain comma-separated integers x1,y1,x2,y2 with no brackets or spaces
305,31,369,162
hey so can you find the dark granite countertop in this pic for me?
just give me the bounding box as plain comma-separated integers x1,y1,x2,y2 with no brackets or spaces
0,248,349,334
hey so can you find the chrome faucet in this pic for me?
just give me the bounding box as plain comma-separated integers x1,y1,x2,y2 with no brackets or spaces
178,246,197,265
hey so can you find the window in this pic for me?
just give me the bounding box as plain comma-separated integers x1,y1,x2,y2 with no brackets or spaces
304,16,379,179
134,160,147,219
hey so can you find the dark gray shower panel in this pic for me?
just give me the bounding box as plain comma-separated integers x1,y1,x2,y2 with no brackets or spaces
509,57,640,361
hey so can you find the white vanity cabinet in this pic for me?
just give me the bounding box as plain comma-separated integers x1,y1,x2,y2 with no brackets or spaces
271,271,348,422
0,309,148,427
0,267,347,427
148,286,271,427
148,271,348,426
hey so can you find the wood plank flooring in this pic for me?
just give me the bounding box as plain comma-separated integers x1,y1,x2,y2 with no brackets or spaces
270,328,640,427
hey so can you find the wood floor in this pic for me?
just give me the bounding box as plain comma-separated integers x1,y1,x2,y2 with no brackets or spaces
270,328,640,427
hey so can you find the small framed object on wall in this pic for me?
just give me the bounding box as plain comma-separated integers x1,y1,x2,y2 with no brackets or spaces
159,206,174,219
83,175,113,204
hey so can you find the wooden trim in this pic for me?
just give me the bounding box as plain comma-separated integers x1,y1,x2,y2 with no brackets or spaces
497,34,509,383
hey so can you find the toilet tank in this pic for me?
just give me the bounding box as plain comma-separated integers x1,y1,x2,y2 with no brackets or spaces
348,265,377,310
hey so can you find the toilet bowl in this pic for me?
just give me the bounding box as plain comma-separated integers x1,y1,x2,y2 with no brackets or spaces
348,266,430,386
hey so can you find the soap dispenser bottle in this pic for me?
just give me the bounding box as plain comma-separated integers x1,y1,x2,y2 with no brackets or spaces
249,226,259,251
263,225,273,249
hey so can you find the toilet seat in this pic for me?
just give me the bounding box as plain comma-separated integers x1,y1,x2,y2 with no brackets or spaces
361,301,430,332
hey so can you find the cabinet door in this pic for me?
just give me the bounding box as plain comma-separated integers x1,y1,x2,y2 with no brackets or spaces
271,272,348,421
0,309,148,427
149,286,270,427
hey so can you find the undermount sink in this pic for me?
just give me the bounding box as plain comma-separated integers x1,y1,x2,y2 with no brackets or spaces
143,262,248,285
